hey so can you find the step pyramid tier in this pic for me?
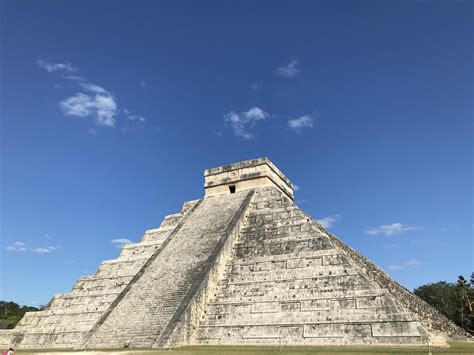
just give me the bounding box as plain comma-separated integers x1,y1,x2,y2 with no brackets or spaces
195,187,466,346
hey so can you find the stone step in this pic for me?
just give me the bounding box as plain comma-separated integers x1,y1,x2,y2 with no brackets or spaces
233,237,335,260
200,310,417,327
210,288,385,305
196,323,426,345
226,249,342,266
221,263,354,284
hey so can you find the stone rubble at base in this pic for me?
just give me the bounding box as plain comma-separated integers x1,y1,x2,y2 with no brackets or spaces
0,158,468,350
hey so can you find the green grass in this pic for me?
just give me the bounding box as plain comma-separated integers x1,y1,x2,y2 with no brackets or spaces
14,342,474,355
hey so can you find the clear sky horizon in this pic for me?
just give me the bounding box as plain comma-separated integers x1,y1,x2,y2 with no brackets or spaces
1,0,472,306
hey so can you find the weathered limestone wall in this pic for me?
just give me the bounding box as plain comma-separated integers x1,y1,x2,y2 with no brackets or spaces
195,187,452,346
85,190,253,349
0,200,199,350
319,226,468,340
204,158,294,200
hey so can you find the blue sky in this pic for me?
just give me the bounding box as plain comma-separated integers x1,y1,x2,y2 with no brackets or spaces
1,1,472,306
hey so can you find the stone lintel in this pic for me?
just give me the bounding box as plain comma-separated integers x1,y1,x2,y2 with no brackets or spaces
204,157,294,200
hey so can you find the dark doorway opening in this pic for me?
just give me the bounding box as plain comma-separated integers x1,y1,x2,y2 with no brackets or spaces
229,185,236,194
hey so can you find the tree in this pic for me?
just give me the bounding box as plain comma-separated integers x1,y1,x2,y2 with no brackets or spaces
414,281,461,325
0,301,41,329
414,274,474,335
457,275,473,333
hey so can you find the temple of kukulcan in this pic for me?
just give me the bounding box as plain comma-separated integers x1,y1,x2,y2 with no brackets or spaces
0,158,467,349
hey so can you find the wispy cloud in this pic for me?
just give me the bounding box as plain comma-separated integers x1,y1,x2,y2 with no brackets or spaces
384,243,398,249
388,259,423,270
60,92,118,127
224,107,269,139
250,82,263,91
31,246,57,254
274,60,300,78
79,83,108,94
37,59,145,130
293,184,300,191
317,214,342,229
63,75,87,82
111,238,133,248
5,241,59,254
5,242,28,252
123,108,146,122
366,223,422,236
37,60,78,73
288,115,314,133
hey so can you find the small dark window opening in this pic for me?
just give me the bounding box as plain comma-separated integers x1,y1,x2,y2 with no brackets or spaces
229,185,236,194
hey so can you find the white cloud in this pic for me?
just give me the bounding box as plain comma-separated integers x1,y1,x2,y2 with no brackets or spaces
274,60,300,78
63,75,87,82
288,115,314,133
250,82,263,91
244,107,267,120
32,246,56,254
123,108,146,123
111,238,133,248
384,243,398,249
130,115,146,122
365,223,422,236
32,246,57,254
5,242,27,252
60,92,118,127
37,60,78,73
5,242,58,254
293,184,300,191
80,83,108,94
224,107,269,139
317,214,342,229
389,259,423,270
38,59,145,130
123,109,146,123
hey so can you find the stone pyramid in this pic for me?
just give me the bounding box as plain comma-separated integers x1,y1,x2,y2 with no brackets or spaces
0,158,466,350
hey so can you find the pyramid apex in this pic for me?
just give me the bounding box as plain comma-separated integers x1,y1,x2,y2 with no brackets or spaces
204,157,294,199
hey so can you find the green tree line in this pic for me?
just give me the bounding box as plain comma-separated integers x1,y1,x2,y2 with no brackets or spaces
0,301,42,329
414,273,474,335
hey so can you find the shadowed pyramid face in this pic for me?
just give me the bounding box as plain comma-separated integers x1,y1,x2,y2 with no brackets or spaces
0,158,466,350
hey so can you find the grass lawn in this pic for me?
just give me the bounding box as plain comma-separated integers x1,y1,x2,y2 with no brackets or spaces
14,341,474,355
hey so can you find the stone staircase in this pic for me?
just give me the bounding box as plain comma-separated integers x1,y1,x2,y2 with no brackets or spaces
84,190,253,349
9,200,199,349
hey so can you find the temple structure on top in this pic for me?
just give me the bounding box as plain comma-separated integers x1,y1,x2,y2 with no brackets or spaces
204,157,294,199
0,158,467,350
